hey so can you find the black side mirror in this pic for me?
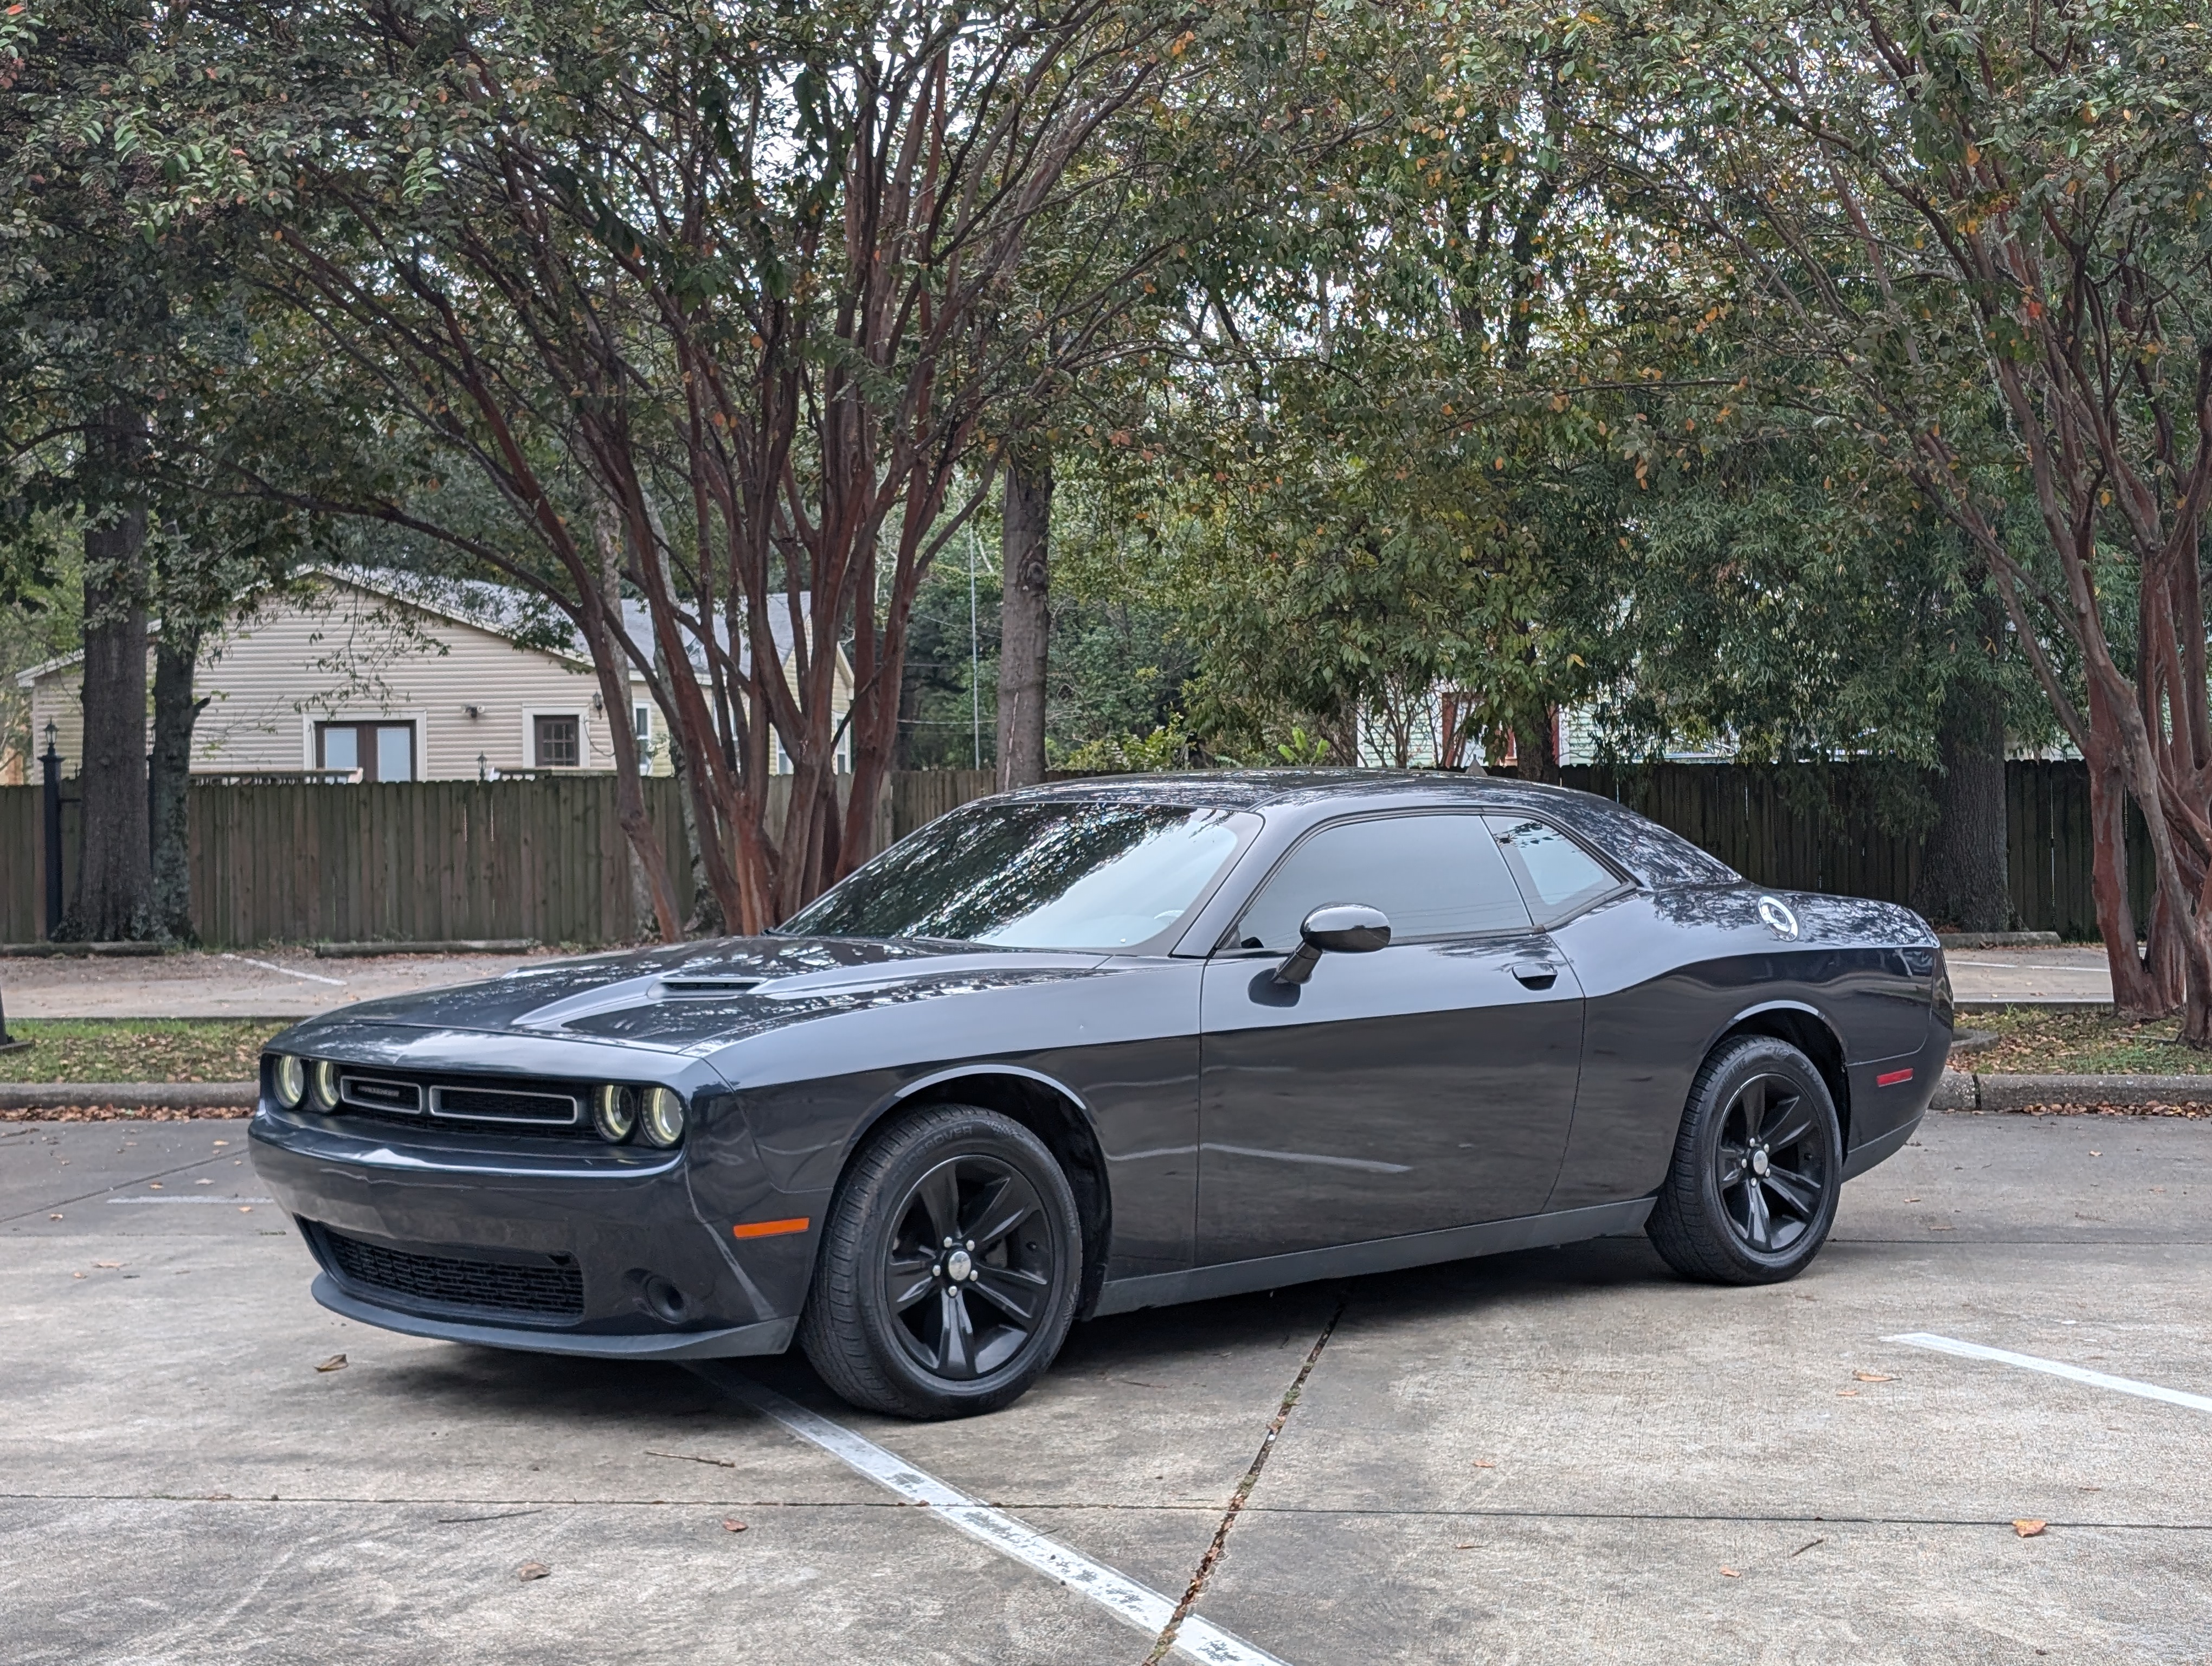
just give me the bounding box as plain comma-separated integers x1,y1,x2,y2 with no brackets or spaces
1274,904,1392,985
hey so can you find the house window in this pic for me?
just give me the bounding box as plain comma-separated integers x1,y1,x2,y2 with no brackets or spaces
318,721,416,783
533,714,581,768
633,703,654,774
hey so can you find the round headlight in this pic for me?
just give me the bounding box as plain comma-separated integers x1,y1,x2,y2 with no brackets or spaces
309,1059,341,1113
272,1054,306,1110
639,1086,686,1148
594,1085,637,1143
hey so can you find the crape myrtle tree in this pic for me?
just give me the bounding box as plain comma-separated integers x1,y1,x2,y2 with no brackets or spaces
133,0,1298,930
1616,0,2212,1027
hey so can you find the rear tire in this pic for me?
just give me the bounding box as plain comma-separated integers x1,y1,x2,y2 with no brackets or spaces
1647,1036,1842,1285
799,1104,1082,1419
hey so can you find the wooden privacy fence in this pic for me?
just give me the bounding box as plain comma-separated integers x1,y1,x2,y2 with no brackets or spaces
1561,761,2151,939
0,760,2153,948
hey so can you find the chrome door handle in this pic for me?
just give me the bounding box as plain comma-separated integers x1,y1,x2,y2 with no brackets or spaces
1510,961,1559,990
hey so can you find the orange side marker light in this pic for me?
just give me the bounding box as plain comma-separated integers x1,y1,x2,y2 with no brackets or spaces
732,1217,811,1240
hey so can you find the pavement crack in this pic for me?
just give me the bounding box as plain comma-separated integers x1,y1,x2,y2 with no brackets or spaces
1,1149,239,1225
1141,1286,1347,1666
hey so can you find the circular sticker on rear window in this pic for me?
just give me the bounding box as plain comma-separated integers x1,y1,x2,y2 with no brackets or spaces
1758,896,1801,940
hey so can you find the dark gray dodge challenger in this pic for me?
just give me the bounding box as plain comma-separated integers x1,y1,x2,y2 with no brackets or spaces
251,772,1952,1417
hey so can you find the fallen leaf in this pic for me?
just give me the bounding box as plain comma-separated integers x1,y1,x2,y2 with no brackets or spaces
1836,1389,1860,1398
2014,1519,2047,1539
314,1354,348,1373
1720,1567,1741,1578
1789,1536,1827,1557
517,1561,551,1580
72,1272,85,1279
1471,1459,1496,1469
1905,1196,1921,1203
93,1260,122,1269
239,1206,252,1214
213,1140,228,1146
1854,1372,1895,1383
147,1182,163,1190
2089,1150,2101,1157
48,1213,61,1221
722,1518,748,1533
195,1178,212,1186
1454,1541,1476,1550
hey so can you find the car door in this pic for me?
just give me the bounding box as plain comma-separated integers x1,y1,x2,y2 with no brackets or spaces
1196,810,1585,1265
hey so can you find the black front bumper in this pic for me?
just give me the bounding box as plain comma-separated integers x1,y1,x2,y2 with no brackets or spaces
250,1105,813,1359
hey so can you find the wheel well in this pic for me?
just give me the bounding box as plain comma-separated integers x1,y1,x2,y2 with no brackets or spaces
1712,1009,1851,1145
885,1073,1113,1317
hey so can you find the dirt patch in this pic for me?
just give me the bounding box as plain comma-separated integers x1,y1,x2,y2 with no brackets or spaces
1949,1101,2212,1119
0,1104,254,1123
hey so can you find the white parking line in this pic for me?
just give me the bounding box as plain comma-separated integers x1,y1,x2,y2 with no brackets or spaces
219,953,346,986
694,1367,1290,1666
1888,1332,2212,1414
107,1196,274,1206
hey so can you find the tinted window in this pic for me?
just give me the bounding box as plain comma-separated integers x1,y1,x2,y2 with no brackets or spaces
780,802,1248,949
1487,816,1619,923
1234,814,1533,951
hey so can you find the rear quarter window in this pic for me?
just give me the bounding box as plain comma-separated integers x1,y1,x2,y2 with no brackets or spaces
1486,816,1623,925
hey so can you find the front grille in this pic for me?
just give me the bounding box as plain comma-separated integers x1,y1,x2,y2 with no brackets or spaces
430,1084,581,1126
297,1068,611,1139
320,1227,584,1320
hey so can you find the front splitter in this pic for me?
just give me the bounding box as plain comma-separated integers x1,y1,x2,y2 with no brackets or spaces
310,1274,796,1360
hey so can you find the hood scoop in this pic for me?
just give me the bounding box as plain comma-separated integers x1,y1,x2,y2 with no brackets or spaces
658,976,765,994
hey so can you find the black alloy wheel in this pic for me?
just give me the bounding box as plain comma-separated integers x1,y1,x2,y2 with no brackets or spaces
800,1103,1082,1418
1648,1035,1843,1285
881,1152,1057,1381
1715,1073,1829,1255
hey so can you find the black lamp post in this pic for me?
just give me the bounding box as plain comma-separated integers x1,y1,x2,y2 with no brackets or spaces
40,721,63,941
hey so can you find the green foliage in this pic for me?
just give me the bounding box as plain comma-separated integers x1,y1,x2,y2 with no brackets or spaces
1057,715,1195,774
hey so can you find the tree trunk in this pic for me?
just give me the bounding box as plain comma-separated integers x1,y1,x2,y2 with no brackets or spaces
65,409,155,943
148,618,206,943
592,505,682,943
1912,607,2009,932
995,447,1052,790
1513,708,1562,784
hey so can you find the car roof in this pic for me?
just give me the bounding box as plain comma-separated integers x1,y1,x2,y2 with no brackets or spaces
994,771,1741,889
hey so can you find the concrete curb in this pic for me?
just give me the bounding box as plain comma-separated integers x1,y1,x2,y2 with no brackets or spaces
0,942,165,959
313,939,537,958
1954,998,2113,1014
0,1081,257,1110
1933,1069,2212,1111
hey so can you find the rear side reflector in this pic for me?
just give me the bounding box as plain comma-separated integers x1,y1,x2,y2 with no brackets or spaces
732,1217,811,1240
1876,1068,1914,1087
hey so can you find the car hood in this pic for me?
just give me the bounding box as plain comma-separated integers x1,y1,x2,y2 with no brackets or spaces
275,937,1114,1054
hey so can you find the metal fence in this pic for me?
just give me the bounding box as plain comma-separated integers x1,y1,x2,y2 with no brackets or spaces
0,761,2149,948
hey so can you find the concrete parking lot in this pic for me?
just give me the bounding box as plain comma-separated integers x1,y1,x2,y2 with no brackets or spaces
4,1108,2208,1664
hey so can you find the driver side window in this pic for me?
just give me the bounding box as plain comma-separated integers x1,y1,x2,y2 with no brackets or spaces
1234,813,1534,952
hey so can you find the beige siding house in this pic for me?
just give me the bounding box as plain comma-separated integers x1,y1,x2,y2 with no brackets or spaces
21,569,852,781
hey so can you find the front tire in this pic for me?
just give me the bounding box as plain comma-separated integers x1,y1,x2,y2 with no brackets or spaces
1647,1036,1842,1285
799,1104,1082,1418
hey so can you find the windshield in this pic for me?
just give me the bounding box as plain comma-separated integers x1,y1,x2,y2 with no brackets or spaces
780,801,1250,950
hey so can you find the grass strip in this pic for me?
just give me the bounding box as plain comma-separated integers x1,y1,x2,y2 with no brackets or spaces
0,1019,286,1085
1963,1006,2212,1076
